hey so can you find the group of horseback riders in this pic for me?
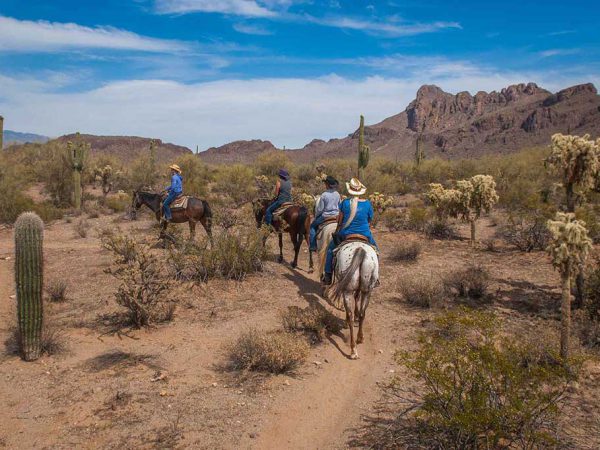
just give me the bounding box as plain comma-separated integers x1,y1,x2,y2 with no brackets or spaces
156,163,377,285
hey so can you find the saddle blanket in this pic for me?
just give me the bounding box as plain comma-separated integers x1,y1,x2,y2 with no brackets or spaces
317,216,338,236
273,202,294,218
163,195,189,210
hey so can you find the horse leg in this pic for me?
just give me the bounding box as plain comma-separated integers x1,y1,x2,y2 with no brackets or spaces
278,233,284,263
200,215,212,243
344,293,358,359
188,220,196,241
291,233,300,269
357,291,370,345
308,250,314,274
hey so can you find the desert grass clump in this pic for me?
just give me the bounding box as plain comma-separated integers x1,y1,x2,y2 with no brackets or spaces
74,218,89,238
445,264,491,301
45,279,68,302
281,305,343,343
397,275,445,308
389,241,421,262
498,213,551,252
424,219,456,240
228,329,309,374
394,309,575,450
547,212,592,359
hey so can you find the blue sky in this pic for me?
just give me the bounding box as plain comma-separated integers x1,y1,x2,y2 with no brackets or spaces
0,0,599,149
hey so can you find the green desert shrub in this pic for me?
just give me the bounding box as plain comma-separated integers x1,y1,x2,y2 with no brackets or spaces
174,154,212,197
101,228,138,263
228,329,309,374
104,192,131,213
394,309,576,449
255,150,291,177
106,242,176,328
281,305,343,343
213,164,256,205
397,275,445,308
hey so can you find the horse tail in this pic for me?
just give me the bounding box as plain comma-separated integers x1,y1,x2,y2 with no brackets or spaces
328,246,367,302
201,199,212,228
297,206,309,241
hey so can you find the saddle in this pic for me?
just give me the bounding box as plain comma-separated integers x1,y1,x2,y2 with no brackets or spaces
317,216,338,235
162,194,189,210
272,202,294,219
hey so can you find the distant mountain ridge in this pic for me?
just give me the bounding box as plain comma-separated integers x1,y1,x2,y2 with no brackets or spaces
199,82,600,164
3,130,49,147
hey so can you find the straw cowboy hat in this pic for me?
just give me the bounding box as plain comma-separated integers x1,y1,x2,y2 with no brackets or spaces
346,178,367,196
169,164,182,173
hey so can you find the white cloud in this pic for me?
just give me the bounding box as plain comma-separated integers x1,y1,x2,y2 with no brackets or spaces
155,0,276,17
1,68,595,150
0,15,189,53
539,48,581,58
300,15,461,36
233,22,274,35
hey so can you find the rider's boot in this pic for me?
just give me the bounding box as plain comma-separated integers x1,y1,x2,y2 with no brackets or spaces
322,272,333,285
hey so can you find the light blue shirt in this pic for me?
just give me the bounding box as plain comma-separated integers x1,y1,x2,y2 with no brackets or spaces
316,189,341,218
166,173,183,194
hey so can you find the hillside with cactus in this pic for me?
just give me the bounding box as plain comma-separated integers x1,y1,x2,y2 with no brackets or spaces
200,82,600,164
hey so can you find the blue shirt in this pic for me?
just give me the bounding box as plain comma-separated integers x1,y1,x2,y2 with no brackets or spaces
316,189,341,218
339,199,373,237
166,174,183,194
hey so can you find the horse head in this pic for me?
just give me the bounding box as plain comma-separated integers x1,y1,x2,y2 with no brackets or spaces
252,198,269,228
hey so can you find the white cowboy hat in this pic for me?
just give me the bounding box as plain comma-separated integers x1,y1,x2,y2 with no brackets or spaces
346,178,367,196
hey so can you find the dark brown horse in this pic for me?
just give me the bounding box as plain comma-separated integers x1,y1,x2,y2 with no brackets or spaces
253,198,313,270
131,190,212,241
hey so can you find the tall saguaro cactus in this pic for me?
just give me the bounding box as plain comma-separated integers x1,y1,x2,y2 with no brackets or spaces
67,134,89,210
14,212,44,361
547,213,592,359
357,115,370,179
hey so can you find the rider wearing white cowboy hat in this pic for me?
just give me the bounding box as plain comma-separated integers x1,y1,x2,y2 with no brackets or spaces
162,164,183,222
322,177,377,285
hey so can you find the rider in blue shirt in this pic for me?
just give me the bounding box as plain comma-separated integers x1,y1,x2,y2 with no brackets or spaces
162,164,183,222
323,178,377,285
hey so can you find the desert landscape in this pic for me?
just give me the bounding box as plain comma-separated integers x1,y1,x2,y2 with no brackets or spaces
2,1,600,449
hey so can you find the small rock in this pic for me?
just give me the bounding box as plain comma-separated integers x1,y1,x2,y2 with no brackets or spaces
211,382,218,387
283,380,291,386
159,391,167,397
313,361,322,366
378,349,383,354
249,433,258,439
9,295,15,300
389,369,395,374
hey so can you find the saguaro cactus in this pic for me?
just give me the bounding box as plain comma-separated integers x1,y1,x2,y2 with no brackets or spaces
547,213,592,359
67,134,89,210
357,115,370,179
14,212,44,361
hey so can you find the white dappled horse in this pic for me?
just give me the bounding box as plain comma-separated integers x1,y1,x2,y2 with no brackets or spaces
326,241,379,359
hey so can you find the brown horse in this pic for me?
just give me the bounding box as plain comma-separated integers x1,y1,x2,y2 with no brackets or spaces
253,198,313,270
131,190,212,241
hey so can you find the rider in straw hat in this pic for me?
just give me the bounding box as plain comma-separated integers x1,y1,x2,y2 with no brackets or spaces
322,177,377,285
162,164,183,222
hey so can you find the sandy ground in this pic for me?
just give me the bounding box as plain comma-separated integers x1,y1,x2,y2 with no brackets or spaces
0,208,599,449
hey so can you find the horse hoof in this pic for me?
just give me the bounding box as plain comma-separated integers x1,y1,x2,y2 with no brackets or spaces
307,268,314,274
277,257,284,263
357,337,364,344
291,263,297,269
350,352,359,360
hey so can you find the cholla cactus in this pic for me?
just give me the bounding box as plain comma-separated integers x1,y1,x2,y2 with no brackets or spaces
427,175,498,245
94,165,118,198
369,192,393,215
547,213,592,359
67,134,89,210
255,175,271,198
357,115,370,178
293,191,317,212
545,133,599,212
